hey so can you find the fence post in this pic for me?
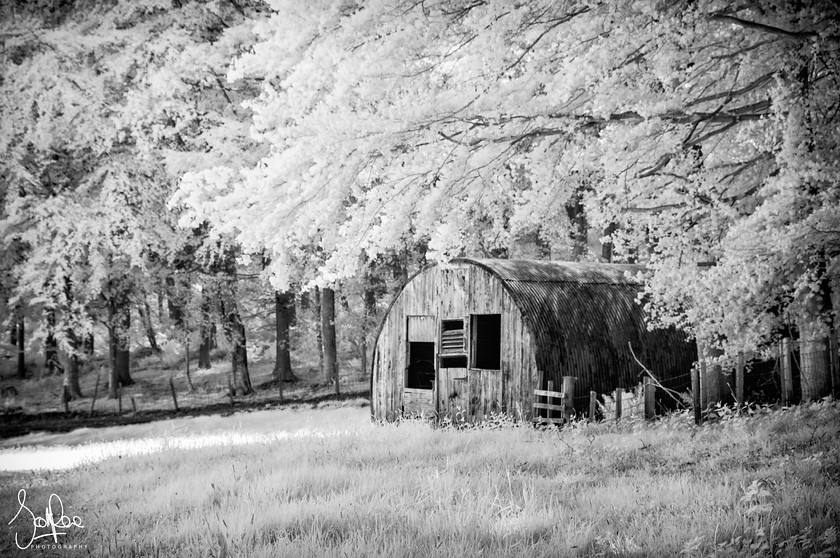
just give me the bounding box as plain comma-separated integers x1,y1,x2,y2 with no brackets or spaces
89,371,100,418
546,381,554,422
736,352,745,414
692,365,701,425
169,377,180,412
780,338,793,406
614,387,623,421
562,376,576,423
829,332,839,399
644,376,655,419
589,391,597,421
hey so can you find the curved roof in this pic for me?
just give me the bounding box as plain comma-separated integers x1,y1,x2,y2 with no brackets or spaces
459,258,646,284
455,258,693,395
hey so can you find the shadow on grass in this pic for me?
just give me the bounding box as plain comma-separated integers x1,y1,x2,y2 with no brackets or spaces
0,388,371,439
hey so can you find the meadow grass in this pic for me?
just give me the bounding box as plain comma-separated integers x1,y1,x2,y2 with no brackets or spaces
1,401,838,557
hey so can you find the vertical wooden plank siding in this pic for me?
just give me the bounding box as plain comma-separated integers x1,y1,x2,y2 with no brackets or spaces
372,263,536,421
407,316,436,341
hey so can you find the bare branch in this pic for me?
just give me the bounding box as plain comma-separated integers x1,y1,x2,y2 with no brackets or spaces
623,203,686,213
710,14,819,41
637,154,673,179
505,7,590,71
213,72,233,105
686,72,775,108
685,119,739,148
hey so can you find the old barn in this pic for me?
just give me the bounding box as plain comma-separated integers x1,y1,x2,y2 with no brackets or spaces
370,258,697,422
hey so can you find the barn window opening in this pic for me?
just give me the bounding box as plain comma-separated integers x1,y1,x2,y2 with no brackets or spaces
407,341,435,389
471,314,501,370
440,319,467,368
441,355,467,368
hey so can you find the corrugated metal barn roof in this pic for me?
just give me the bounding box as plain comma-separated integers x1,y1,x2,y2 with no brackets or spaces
464,258,646,284
457,258,696,401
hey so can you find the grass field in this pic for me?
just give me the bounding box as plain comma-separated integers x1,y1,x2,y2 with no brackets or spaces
1,400,839,557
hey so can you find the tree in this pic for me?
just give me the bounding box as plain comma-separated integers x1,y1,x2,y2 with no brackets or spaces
198,293,214,369
220,289,253,396
273,289,297,385
320,286,339,393
137,298,161,354
173,1,839,403
106,289,133,398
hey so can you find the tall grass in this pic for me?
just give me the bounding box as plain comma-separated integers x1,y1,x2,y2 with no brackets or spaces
1,401,838,557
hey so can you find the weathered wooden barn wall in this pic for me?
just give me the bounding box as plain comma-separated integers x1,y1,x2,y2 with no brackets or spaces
371,262,538,421
371,258,696,422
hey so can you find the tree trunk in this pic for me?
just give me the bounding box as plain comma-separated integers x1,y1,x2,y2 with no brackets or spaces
534,233,551,260
314,286,324,378
185,338,195,391
198,334,212,369
198,297,212,369
45,308,59,375
107,300,119,399
137,301,161,353
63,328,83,399
116,301,132,387
221,296,252,396
565,191,589,260
274,290,297,383
797,256,833,401
401,249,410,285
799,335,830,401
699,343,724,408
107,294,133,398
321,286,339,394
165,276,184,328
15,309,25,379
601,223,617,262
83,331,94,357
157,293,165,327
361,283,378,379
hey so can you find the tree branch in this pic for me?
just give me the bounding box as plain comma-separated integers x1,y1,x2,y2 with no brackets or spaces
686,72,776,108
623,203,686,213
710,14,819,41
505,7,590,71
637,154,673,179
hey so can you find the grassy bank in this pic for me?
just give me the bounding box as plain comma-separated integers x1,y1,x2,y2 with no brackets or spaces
2,401,839,557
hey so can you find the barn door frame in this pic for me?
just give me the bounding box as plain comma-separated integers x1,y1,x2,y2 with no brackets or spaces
404,315,438,415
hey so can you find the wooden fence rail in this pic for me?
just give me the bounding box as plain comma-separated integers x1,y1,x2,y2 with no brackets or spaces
534,331,840,427
533,379,576,425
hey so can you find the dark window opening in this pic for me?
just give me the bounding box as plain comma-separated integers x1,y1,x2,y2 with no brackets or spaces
440,319,465,355
471,314,501,370
407,341,435,389
441,355,467,368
